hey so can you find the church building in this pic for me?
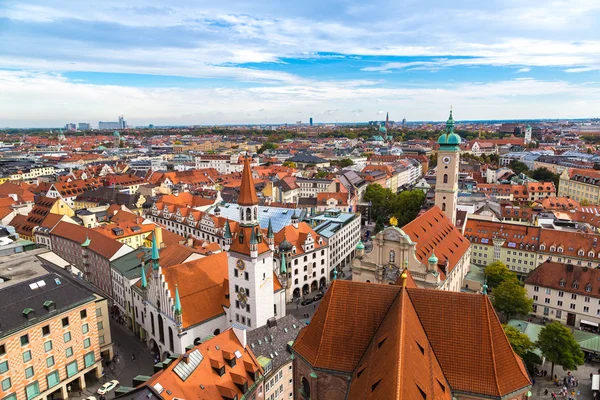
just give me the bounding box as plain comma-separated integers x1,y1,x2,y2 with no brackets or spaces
132,158,286,359
352,110,471,291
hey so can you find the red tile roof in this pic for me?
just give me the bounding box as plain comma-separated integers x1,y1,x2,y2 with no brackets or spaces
162,252,230,328
143,329,261,400
401,206,470,276
526,261,600,296
238,157,258,206
293,280,531,399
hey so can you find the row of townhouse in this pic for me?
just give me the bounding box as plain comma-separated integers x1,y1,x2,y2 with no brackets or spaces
465,217,600,277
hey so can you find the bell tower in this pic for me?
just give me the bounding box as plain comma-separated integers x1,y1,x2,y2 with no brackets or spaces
435,110,460,225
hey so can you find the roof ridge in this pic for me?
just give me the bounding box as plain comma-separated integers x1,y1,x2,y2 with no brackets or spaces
484,295,531,394
314,279,337,367
395,289,406,400
483,295,502,396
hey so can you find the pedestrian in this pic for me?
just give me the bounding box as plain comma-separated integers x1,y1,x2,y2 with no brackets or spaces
132,353,136,362
313,304,316,310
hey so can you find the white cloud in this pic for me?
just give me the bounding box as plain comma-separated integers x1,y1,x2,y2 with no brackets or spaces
516,67,531,73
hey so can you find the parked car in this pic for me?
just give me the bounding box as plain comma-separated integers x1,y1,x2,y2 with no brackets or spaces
301,298,314,306
97,380,119,395
313,293,324,301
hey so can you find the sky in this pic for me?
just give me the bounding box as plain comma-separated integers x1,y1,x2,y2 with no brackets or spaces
1,0,600,127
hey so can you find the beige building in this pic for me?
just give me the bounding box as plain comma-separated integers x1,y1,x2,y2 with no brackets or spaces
352,206,471,292
526,261,600,331
0,252,110,400
558,168,600,204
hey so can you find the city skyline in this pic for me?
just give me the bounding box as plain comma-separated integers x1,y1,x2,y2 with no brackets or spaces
1,0,600,127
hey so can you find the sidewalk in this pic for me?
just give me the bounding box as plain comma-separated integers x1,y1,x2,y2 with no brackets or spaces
530,364,596,399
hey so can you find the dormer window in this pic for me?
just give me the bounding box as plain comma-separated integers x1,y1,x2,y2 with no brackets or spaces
540,244,546,251
559,279,566,287
578,250,584,256
550,246,556,252
573,281,579,289
586,284,592,292
558,247,564,253
589,251,595,258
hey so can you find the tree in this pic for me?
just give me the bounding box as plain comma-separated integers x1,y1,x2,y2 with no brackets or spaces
338,158,354,168
529,167,560,187
173,140,182,145
282,161,296,168
503,325,534,357
509,160,529,175
393,189,426,226
484,261,517,289
491,280,533,322
537,321,585,377
314,171,329,179
258,142,278,154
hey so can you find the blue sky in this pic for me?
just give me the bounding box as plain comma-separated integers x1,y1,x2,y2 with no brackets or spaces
1,0,599,127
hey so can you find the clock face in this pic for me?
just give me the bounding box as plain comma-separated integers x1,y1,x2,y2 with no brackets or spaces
236,259,246,270
442,156,452,165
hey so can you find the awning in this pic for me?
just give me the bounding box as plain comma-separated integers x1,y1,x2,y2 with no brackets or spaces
593,374,599,391
581,320,599,327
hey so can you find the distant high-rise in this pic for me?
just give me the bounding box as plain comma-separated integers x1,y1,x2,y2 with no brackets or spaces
309,117,313,127
402,118,406,127
99,115,126,130
524,125,532,144
78,123,91,131
385,112,389,130
64,123,76,131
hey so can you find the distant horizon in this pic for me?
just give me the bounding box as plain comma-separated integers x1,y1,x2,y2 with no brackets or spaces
2,117,600,131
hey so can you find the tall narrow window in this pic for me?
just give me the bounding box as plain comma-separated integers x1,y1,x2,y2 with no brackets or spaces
389,250,395,263
443,174,448,184
442,203,446,211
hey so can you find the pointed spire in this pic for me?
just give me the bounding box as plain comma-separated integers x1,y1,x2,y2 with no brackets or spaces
267,218,274,238
140,263,148,289
151,227,160,271
250,227,258,245
174,285,182,315
238,156,258,206
280,251,287,274
446,109,455,134
224,219,232,239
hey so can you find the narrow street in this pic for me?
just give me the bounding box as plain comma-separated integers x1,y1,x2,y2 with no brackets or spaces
69,319,155,400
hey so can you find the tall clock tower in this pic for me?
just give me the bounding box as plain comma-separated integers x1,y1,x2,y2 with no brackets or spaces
435,110,461,225
227,156,275,330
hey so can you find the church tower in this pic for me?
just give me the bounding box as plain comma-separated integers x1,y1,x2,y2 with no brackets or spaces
435,110,461,225
228,157,275,330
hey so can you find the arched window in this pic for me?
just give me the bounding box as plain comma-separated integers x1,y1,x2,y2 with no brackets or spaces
150,312,155,335
301,377,311,398
168,327,174,352
253,208,257,220
389,250,395,263
443,174,448,184
442,203,446,211
246,208,251,221
158,316,165,344
213,329,221,335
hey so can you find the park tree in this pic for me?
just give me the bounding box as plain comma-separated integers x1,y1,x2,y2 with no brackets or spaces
529,167,560,187
338,158,354,168
491,280,533,322
537,321,585,376
509,160,529,175
258,142,278,154
394,189,426,226
484,261,517,290
282,161,297,168
503,325,534,357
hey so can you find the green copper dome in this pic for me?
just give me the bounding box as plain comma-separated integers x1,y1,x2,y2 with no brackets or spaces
437,110,462,148
428,252,438,264
356,241,365,250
